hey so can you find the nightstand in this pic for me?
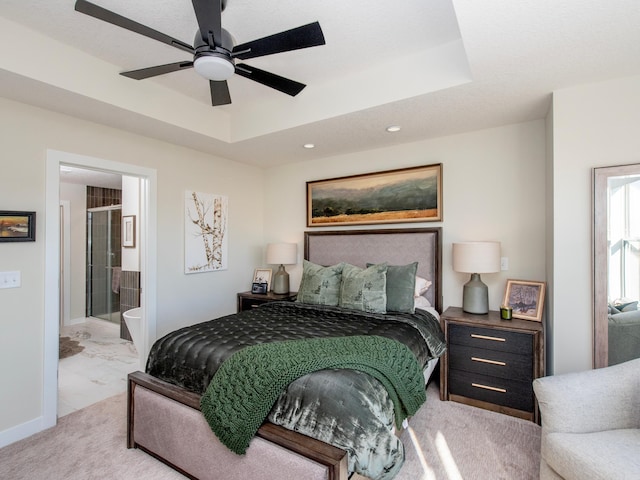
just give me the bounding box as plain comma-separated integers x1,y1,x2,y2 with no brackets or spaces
237,291,297,312
439,306,544,422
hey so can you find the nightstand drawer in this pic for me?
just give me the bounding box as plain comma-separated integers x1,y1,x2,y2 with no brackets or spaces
240,297,269,310
440,307,543,422
449,370,534,412
237,291,297,312
449,324,533,355
449,345,533,382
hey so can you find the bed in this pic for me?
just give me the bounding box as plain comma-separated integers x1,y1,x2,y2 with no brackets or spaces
127,227,444,480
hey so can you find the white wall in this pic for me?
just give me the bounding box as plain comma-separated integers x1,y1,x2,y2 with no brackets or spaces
4,73,637,445
0,97,264,438
264,120,547,316
122,175,141,272
59,182,87,322
544,105,555,373
550,74,640,374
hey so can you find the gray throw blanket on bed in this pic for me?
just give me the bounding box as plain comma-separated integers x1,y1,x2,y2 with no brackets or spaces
200,335,427,455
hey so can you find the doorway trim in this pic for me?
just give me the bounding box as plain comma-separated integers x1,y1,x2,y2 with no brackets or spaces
60,200,71,327
44,149,157,429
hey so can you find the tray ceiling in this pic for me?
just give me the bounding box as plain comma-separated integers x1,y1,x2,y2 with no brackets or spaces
1,0,639,166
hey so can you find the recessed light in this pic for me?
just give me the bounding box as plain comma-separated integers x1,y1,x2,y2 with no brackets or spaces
60,166,73,172
386,125,401,133
303,143,315,149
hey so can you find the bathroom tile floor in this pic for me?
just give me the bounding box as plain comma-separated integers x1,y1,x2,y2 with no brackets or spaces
58,318,141,417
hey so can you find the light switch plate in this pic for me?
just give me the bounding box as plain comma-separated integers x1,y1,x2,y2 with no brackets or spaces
0,271,21,289
500,257,509,271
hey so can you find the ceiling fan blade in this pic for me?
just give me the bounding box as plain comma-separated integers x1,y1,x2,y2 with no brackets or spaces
120,61,194,80
235,64,305,97
74,0,194,54
191,0,222,47
210,80,231,106
232,22,325,60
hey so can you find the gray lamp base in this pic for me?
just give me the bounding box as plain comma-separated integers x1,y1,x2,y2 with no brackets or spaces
272,264,290,294
462,273,489,314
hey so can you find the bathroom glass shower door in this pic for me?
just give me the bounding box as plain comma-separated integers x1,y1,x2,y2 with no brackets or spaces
87,206,122,323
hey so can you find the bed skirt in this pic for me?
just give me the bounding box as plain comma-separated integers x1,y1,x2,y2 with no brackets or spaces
127,371,348,480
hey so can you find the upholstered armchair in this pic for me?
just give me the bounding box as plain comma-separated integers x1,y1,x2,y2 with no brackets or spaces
532,358,640,479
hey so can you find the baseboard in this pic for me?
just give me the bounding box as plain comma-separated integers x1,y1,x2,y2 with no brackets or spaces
0,415,46,449
64,317,87,326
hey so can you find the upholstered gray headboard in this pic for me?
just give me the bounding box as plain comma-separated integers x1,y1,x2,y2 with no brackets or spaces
304,228,442,313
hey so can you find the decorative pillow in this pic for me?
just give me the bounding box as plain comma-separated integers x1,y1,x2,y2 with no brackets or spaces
614,299,638,312
609,303,621,315
415,276,432,297
296,260,345,306
414,295,432,310
368,262,418,313
339,263,388,313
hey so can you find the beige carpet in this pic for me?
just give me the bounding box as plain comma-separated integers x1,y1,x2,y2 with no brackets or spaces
0,382,540,480
394,383,540,480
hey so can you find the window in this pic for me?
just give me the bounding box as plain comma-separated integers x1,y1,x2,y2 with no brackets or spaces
608,175,640,301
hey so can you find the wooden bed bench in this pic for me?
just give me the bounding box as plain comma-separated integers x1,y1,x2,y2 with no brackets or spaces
128,371,348,480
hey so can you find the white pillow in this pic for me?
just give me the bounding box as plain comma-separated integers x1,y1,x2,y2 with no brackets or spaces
414,295,432,309
414,276,432,297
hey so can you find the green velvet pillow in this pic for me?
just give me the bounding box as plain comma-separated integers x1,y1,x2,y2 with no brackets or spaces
339,263,388,313
296,260,345,306
367,262,418,313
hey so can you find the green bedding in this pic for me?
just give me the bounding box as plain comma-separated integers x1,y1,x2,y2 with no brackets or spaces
200,335,427,455
146,302,446,480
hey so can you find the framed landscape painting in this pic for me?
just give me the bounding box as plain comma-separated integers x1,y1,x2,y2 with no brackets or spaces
0,211,36,242
307,164,442,227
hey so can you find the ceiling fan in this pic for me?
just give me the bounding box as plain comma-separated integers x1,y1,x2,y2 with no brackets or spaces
74,0,326,106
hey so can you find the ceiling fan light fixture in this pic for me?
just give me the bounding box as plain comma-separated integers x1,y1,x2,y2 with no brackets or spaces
194,54,235,81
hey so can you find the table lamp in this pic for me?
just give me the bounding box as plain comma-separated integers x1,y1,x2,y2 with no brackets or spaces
452,241,501,314
266,243,298,294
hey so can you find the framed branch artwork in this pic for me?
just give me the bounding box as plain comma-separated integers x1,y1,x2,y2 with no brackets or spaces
306,163,442,227
503,279,546,321
185,191,228,274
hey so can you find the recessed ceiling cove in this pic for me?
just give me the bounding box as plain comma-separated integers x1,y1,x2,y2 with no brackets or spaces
74,0,327,107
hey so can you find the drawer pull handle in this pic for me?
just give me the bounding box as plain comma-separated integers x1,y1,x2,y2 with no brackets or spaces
471,334,506,342
472,383,507,393
471,357,506,366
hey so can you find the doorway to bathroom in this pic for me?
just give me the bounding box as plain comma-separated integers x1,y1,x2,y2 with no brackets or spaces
44,149,157,432
58,175,136,417
87,205,122,324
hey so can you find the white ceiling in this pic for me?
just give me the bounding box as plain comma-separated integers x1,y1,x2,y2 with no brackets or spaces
59,165,122,189
1,0,639,167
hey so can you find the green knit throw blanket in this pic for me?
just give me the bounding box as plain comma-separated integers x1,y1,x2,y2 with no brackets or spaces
200,335,426,455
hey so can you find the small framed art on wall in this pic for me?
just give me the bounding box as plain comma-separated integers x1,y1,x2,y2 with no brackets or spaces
0,211,36,242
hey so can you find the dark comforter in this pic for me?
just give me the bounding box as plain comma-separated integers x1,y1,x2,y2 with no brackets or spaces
146,302,446,480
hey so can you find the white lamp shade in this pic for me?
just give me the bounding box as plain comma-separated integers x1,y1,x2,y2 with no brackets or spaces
266,243,297,265
452,242,501,273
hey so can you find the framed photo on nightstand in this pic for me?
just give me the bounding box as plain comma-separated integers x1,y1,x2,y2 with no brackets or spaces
253,268,272,291
503,279,546,321
251,282,268,294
